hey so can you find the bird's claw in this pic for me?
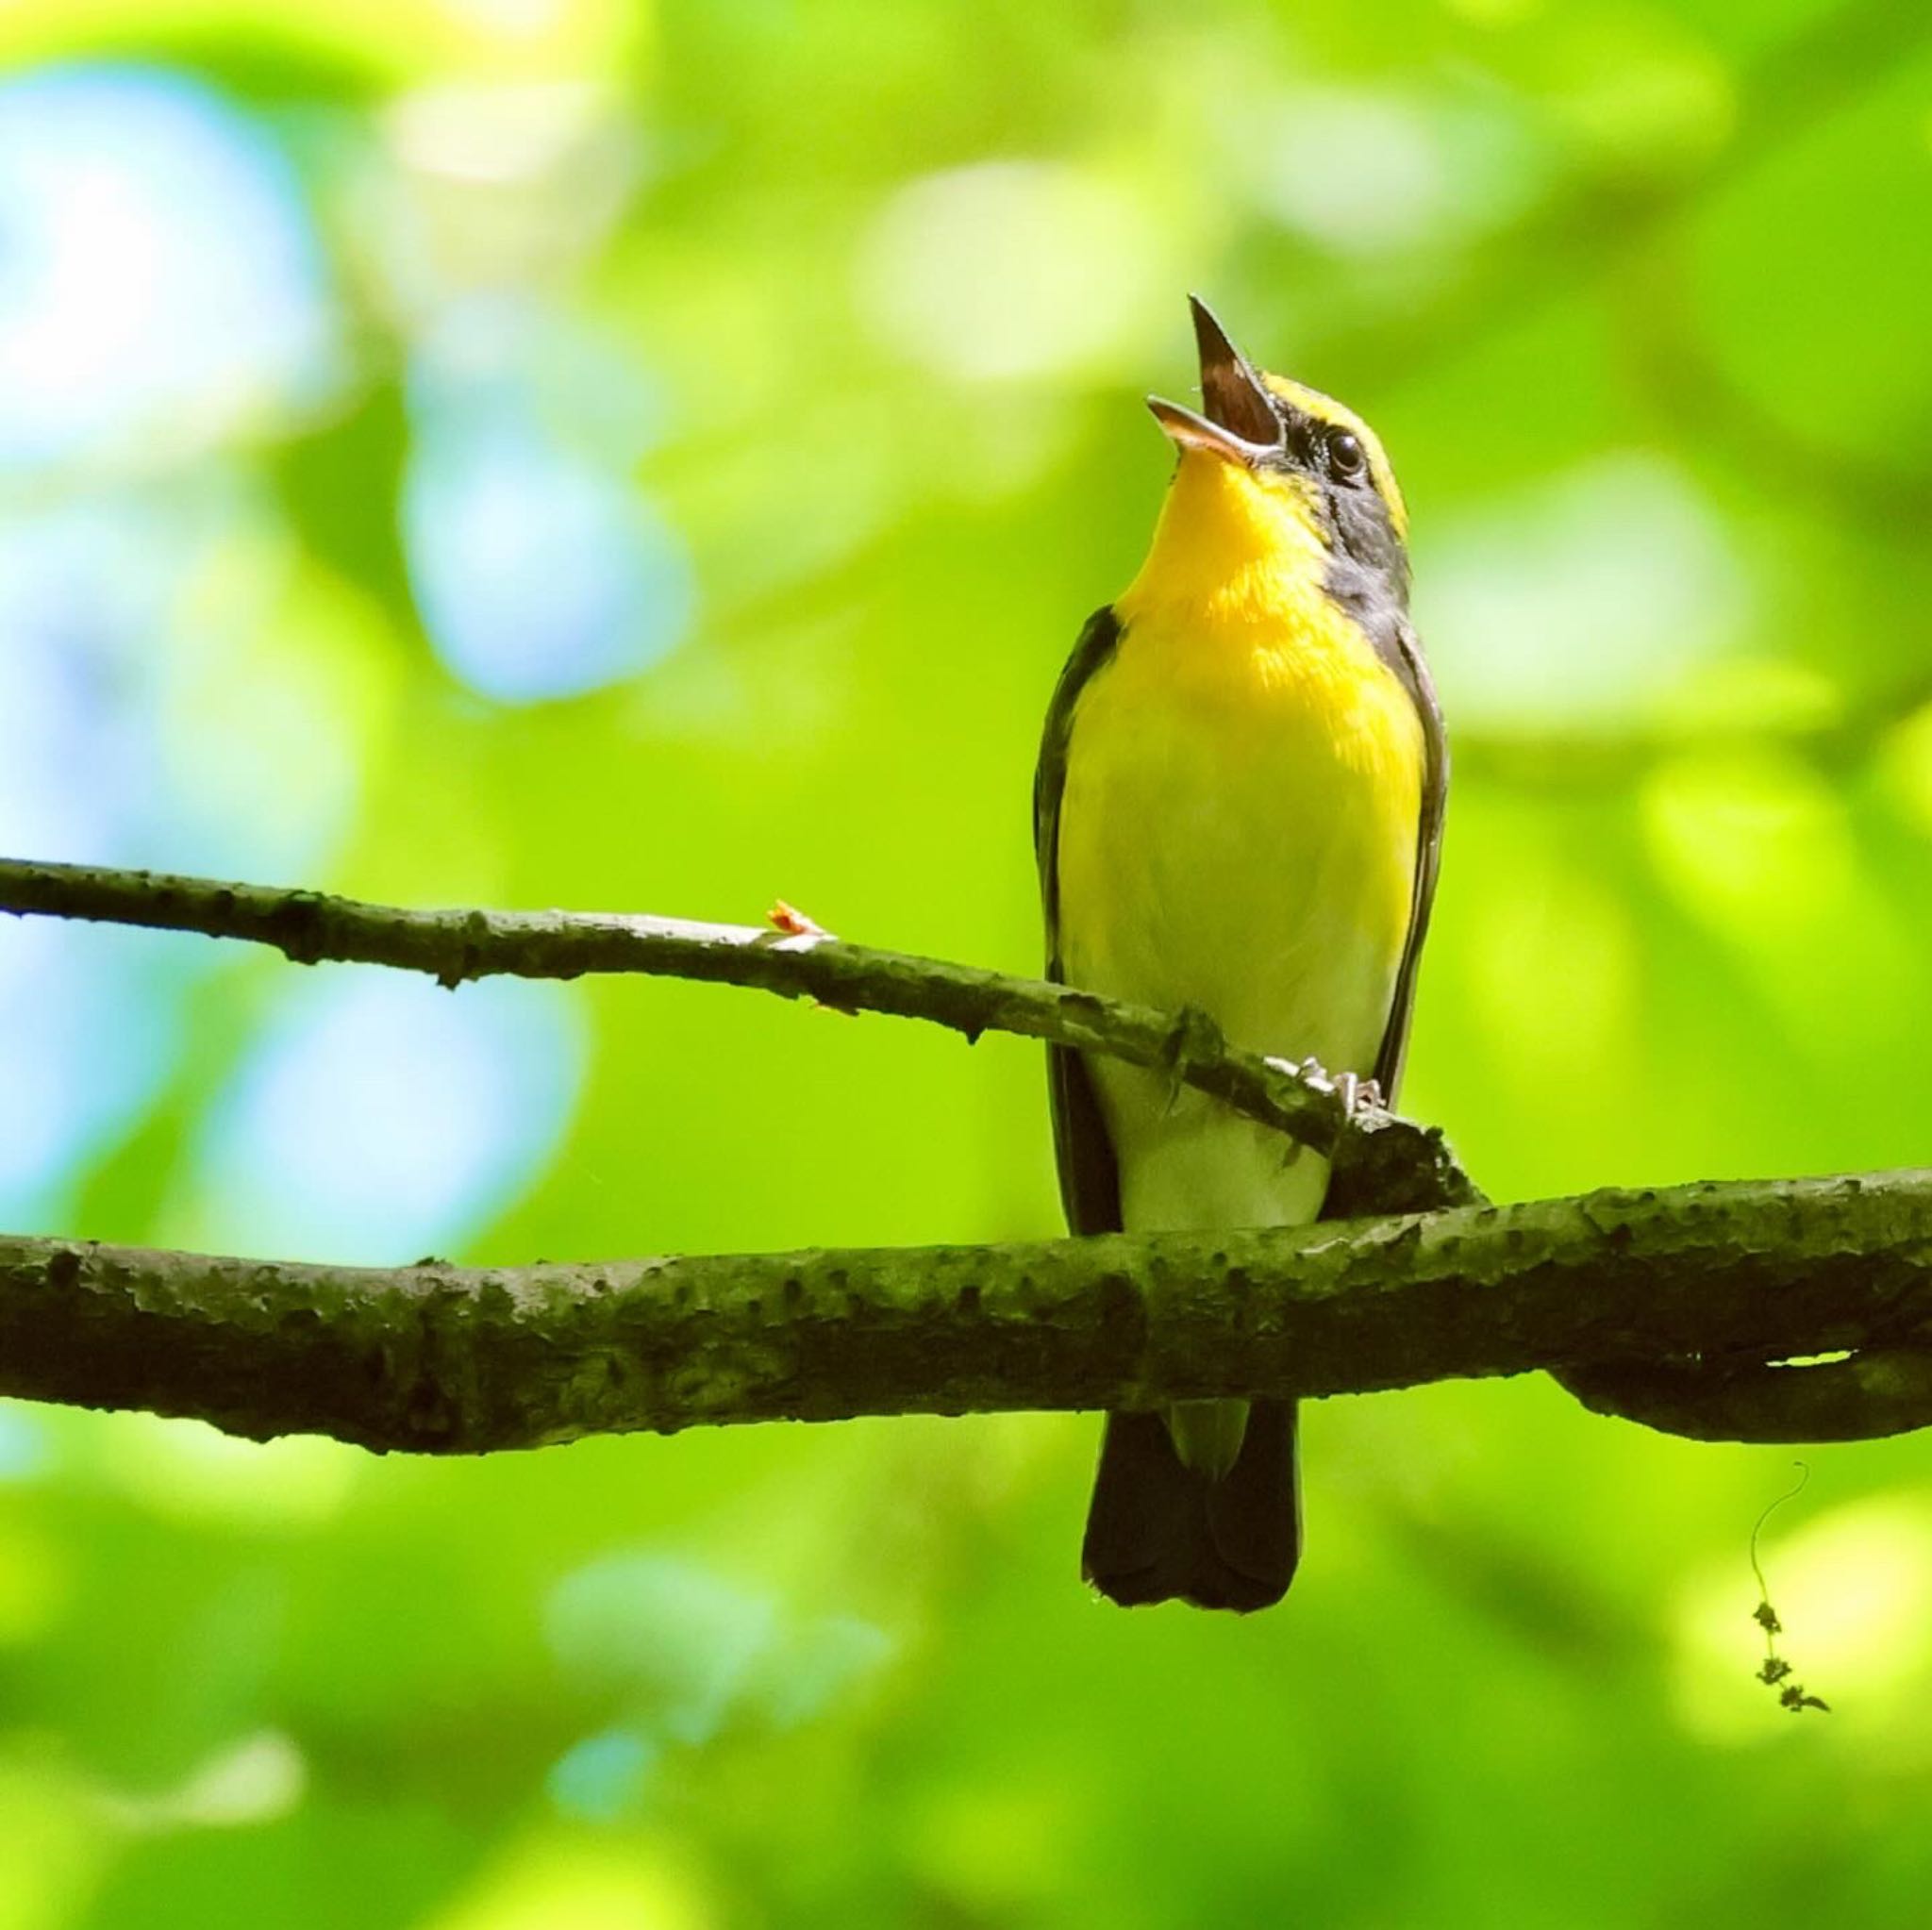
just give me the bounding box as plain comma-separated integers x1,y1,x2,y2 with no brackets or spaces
1336,1073,1382,1120
1160,1004,1224,1114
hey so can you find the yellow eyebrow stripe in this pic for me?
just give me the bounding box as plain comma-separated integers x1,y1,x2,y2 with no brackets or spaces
1262,374,1408,542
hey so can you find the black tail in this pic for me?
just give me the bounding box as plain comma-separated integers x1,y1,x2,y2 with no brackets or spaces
1080,1399,1301,1611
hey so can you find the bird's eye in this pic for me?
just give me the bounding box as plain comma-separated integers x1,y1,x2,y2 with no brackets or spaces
1325,428,1366,481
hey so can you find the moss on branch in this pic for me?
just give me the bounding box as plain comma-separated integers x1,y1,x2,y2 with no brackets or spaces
8,857,1931,1451
4,1171,1931,1451
0,856,1476,1214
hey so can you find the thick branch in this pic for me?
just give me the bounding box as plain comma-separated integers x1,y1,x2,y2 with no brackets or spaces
6,1171,1932,1451
0,857,1474,1215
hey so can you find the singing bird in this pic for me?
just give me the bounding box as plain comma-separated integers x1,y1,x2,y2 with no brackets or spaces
1035,298,1446,1610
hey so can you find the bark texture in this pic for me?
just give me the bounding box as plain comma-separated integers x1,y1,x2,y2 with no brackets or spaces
4,1172,1931,1451
0,857,1476,1215
7,857,1931,1452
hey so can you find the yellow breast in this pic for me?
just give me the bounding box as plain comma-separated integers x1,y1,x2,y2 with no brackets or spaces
1058,595,1421,1058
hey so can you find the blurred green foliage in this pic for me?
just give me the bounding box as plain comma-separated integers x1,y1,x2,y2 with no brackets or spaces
4,0,1932,1922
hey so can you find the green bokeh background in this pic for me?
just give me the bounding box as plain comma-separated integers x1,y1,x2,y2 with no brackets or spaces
5,0,1932,1922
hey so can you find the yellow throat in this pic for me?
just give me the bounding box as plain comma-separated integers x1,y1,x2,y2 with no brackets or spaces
1115,442,1332,637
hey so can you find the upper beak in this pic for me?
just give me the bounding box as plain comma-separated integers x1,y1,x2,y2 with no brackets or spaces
1147,295,1281,465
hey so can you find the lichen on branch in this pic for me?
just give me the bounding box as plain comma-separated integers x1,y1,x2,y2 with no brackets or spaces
6,856,1932,1454
0,856,1474,1214
4,1172,1932,1452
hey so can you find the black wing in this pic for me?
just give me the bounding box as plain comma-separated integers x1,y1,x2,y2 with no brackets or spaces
1371,614,1447,1103
1034,606,1124,1236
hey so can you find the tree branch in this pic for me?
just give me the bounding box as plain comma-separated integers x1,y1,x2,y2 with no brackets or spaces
0,857,1477,1216
4,1172,1931,1450
1557,1350,1932,1443
10,857,1932,1451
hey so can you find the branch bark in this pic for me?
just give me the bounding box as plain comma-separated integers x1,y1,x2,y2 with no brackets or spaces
0,857,1476,1217
4,1173,1932,1451
8,857,1932,1451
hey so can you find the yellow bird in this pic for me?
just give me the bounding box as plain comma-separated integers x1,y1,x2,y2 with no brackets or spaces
1035,298,1446,1610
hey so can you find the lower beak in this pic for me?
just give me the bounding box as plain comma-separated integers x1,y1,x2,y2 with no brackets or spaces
1146,395,1277,466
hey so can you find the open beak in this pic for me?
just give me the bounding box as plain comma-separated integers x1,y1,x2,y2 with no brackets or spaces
1147,294,1281,466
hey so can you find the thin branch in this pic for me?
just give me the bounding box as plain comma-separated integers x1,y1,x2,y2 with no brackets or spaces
1557,1351,1932,1443
0,856,1478,1215
4,1171,1932,1451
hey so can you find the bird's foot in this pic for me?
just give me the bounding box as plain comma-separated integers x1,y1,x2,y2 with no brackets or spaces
1272,1054,1382,1118
1160,1004,1226,1114
1335,1073,1383,1120
1274,1068,1380,1171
